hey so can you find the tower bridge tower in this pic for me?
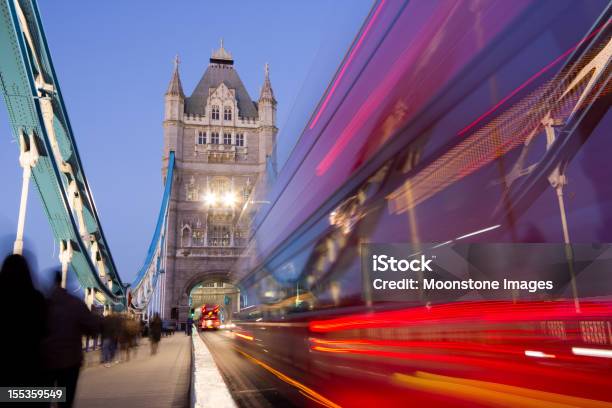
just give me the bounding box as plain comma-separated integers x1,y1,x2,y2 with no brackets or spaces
161,41,277,324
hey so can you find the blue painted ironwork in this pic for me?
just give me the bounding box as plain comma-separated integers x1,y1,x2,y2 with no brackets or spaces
0,0,175,310
130,152,174,311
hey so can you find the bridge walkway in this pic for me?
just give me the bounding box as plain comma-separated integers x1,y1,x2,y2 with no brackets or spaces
74,333,191,408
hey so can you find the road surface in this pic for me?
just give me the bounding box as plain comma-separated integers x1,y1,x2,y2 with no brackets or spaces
199,330,313,408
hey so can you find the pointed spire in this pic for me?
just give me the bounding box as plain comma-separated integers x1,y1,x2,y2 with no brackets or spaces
211,38,233,64
166,54,184,97
259,62,276,103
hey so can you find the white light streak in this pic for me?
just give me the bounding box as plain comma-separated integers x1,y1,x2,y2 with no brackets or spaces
456,225,501,240
524,350,555,358
432,240,453,249
572,347,612,359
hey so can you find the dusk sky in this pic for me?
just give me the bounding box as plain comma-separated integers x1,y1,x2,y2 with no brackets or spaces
0,0,373,287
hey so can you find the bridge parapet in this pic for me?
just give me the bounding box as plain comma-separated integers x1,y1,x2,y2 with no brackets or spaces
177,247,246,258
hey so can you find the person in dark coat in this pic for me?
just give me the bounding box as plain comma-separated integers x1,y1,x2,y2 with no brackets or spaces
149,313,162,355
0,254,46,388
43,271,100,407
186,316,193,335
101,314,121,367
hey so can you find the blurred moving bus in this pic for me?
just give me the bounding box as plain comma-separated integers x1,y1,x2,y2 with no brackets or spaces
231,0,612,406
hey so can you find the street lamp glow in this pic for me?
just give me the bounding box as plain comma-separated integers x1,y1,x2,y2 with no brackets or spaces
223,191,237,207
204,191,217,206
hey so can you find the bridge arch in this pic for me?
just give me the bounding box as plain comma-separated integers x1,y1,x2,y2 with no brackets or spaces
183,271,240,321
182,271,235,297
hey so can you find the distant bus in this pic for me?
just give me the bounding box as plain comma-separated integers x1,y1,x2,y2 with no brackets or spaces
200,304,220,330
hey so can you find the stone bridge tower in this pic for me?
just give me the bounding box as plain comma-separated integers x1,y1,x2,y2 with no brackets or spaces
161,41,277,325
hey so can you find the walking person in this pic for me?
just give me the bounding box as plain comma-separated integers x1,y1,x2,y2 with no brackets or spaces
0,254,46,388
118,315,139,362
149,313,162,355
101,314,120,367
117,315,130,362
186,316,193,336
43,271,100,407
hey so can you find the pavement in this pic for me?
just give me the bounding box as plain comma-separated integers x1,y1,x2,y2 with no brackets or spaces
74,334,192,408
73,330,319,408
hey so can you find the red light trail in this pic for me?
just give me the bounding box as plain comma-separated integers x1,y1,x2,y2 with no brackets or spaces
457,19,610,136
308,0,386,131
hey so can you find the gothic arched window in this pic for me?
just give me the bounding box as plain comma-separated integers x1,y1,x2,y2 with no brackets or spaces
210,177,230,196
186,177,199,201
181,225,192,247
211,105,220,120
224,107,232,121
210,132,219,144
197,131,206,145
236,133,245,147
208,225,231,247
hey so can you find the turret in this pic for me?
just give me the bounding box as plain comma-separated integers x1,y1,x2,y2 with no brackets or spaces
164,55,185,122
163,55,185,172
258,63,276,127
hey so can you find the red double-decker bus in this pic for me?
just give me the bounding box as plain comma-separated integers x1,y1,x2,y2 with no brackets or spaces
200,304,221,330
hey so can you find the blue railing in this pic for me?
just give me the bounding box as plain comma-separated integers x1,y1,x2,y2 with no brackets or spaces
0,0,125,306
130,152,174,310
0,0,175,311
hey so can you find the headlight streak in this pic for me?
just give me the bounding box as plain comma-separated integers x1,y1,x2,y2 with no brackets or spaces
524,350,556,359
234,332,254,341
233,347,342,408
392,371,611,408
571,347,612,359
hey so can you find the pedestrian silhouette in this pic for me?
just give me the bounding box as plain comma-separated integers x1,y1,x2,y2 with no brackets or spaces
43,271,100,407
0,254,46,388
149,313,162,355
101,314,121,367
186,316,193,336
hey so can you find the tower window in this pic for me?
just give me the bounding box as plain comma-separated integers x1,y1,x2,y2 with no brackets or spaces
224,107,232,121
210,132,219,144
210,177,229,196
223,133,232,145
208,225,231,247
236,133,244,147
211,106,220,120
186,185,199,202
197,131,206,145
192,230,205,246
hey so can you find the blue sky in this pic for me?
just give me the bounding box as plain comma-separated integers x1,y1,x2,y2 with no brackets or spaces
0,0,373,286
